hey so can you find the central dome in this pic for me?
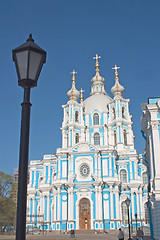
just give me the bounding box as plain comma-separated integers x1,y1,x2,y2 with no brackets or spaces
83,93,112,115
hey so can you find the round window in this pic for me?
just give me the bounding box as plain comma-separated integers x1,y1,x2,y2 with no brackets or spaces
80,164,90,177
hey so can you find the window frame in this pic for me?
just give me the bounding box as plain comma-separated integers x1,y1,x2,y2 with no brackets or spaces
112,107,116,120
75,133,79,144
142,172,148,185
93,113,99,125
75,111,79,123
94,132,100,145
120,169,127,183
124,129,127,145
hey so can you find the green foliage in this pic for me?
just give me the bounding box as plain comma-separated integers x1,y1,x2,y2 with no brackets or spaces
0,171,17,227
0,171,13,197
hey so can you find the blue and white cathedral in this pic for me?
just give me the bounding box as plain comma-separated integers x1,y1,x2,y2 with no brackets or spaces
27,55,149,232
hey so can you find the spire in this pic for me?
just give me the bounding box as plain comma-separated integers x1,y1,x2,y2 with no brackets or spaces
80,88,84,103
111,65,124,98
90,54,106,95
67,70,80,101
93,54,101,73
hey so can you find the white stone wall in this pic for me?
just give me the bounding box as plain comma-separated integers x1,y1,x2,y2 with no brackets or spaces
141,99,160,240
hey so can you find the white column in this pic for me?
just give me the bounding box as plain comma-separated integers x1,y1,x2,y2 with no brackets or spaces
108,126,112,146
110,186,114,220
98,155,101,178
95,186,99,220
98,187,102,220
130,161,133,180
33,197,35,216
140,190,144,220
104,125,107,146
43,195,45,220
115,189,120,220
136,191,140,219
47,195,50,226
57,187,61,221
109,156,112,177
33,170,36,187
68,186,74,221
70,187,74,220
48,166,51,184
131,192,134,216
53,191,57,221
151,122,160,178
148,133,154,180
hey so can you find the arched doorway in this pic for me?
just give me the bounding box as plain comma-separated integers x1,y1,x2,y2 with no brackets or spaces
79,198,91,229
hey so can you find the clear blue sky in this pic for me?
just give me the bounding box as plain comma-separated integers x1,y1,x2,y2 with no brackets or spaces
1,0,160,175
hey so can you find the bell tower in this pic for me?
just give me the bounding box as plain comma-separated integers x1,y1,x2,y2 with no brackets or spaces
61,70,85,148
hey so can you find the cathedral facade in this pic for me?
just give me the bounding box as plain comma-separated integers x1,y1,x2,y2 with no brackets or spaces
27,56,149,232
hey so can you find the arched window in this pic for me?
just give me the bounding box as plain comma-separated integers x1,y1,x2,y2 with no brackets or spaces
121,201,128,224
122,107,126,119
93,113,99,125
66,111,69,123
114,130,117,145
75,111,79,122
124,130,127,145
112,107,116,120
75,133,79,144
38,206,40,214
120,169,127,183
94,133,100,145
52,205,54,221
144,202,149,224
142,172,148,185
66,134,69,147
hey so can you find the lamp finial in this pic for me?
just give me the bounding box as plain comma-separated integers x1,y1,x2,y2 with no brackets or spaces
27,33,34,42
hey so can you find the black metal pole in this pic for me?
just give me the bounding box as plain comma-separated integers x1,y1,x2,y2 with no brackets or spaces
16,87,31,240
135,213,137,233
127,206,131,240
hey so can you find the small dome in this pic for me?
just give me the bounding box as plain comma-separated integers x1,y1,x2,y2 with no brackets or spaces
111,65,124,98
67,70,80,101
111,80,124,97
67,84,80,101
90,54,106,95
83,93,112,115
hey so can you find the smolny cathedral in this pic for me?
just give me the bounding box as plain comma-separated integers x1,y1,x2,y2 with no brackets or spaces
27,55,149,232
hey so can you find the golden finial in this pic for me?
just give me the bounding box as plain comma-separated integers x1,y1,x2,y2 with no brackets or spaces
70,69,77,83
80,88,84,103
70,69,77,77
93,54,101,72
93,54,101,63
112,65,120,78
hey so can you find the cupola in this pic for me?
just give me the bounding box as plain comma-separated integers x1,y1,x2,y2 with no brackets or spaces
91,54,106,95
111,65,124,98
67,70,80,101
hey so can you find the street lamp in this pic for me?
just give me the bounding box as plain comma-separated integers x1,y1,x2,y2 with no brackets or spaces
125,197,132,240
12,34,46,240
135,213,137,233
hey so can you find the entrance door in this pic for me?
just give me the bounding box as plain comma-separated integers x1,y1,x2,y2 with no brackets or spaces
79,198,91,229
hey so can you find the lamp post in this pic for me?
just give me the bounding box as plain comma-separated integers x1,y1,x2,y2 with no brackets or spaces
12,34,46,240
135,213,137,233
125,197,132,240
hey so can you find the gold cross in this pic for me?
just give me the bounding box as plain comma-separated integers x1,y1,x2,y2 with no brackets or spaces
112,65,120,72
93,54,101,62
70,69,77,77
80,88,84,94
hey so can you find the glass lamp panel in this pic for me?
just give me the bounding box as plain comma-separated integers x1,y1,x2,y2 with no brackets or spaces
28,51,42,80
16,50,28,79
126,198,130,206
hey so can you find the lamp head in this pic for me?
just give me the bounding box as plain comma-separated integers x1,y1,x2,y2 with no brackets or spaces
125,197,131,207
12,34,46,88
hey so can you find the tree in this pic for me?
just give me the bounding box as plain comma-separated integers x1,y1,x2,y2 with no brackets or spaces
0,171,16,228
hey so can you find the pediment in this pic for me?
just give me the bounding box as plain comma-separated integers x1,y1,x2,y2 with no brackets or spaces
71,142,96,153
